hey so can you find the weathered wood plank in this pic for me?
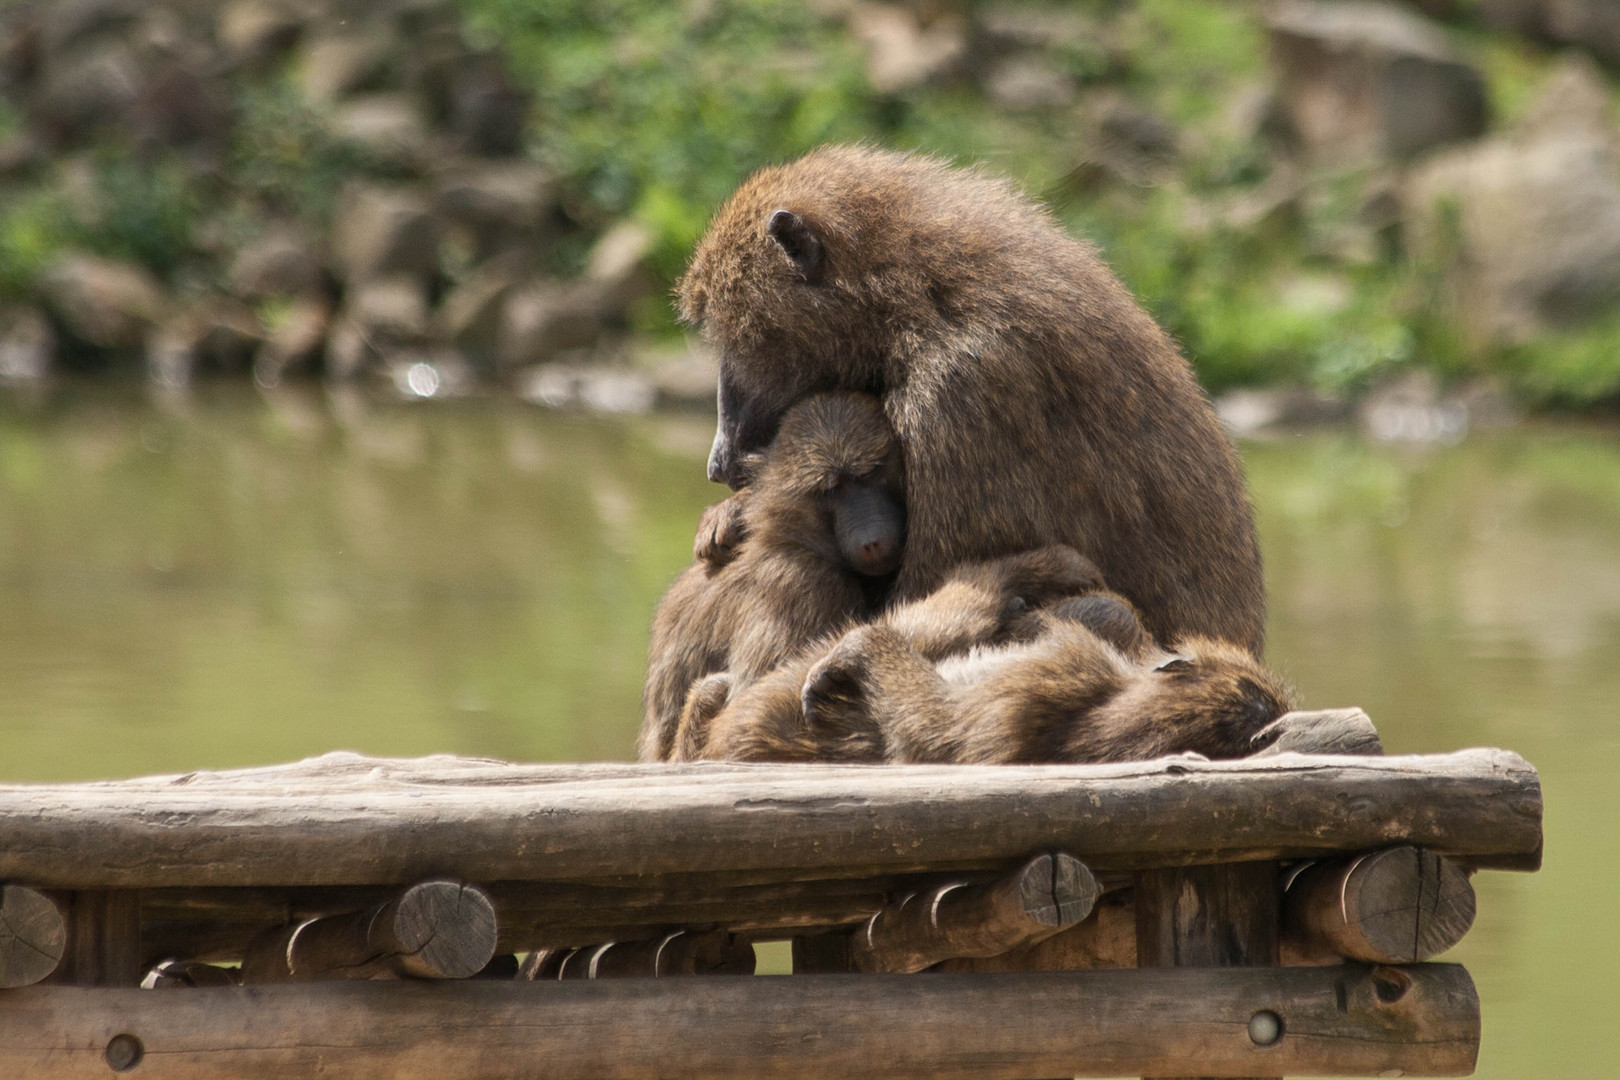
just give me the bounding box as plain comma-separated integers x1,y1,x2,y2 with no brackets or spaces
0,750,1542,889
0,965,1480,1079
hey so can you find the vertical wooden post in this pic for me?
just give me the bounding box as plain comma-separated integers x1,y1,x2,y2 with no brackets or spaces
791,932,854,973
46,891,142,987
1135,862,1280,1080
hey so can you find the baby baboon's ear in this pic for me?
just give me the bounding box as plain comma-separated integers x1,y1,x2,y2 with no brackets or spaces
767,209,826,283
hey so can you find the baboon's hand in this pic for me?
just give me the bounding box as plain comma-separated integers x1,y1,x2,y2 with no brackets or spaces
988,545,1105,610
801,626,879,724
694,494,750,567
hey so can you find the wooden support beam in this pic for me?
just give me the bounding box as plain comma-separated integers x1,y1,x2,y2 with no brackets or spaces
791,932,855,973
1137,863,1281,1080
0,885,66,988
0,750,1542,889
239,880,496,982
537,931,755,979
935,891,1138,972
142,960,240,989
850,853,1099,974
1282,847,1476,964
0,964,1481,1079
45,891,140,988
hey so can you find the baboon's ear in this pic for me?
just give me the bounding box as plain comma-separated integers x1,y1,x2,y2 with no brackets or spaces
767,209,826,283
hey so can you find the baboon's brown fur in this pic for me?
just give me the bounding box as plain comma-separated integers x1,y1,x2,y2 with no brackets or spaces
671,546,1108,762
681,547,1295,765
679,145,1266,653
639,392,905,761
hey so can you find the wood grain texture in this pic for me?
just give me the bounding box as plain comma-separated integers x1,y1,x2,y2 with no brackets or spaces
0,965,1480,1079
0,885,65,988
0,750,1542,889
44,891,140,988
1137,863,1282,1080
1283,848,1477,964
935,891,1139,973
850,853,1099,973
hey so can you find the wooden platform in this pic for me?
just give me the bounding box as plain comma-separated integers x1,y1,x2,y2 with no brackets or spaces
0,717,1543,1079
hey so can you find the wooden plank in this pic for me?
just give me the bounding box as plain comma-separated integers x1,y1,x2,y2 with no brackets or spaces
0,750,1542,888
0,885,65,988
850,853,1099,974
0,965,1480,1079
1137,863,1281,1080
1283,848,1476,965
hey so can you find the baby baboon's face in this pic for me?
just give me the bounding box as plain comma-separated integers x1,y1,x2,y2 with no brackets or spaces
755,392,906,578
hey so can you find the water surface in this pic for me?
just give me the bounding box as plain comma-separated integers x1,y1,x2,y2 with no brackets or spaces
0,384,1612,1075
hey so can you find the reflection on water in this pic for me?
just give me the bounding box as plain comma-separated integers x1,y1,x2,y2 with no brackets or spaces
0,384,1613,1075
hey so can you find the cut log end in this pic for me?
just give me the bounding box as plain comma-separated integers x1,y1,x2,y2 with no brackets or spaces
0,885,65,989
391,881,499,980
1285,846,1477,964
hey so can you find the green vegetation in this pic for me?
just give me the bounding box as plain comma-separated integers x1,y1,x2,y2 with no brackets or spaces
455,0,1620,404
4,0,1620,405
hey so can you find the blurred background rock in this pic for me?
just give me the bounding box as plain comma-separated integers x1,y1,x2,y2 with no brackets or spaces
3,0,1620,424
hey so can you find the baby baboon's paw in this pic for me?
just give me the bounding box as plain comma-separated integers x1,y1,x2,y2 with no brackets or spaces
801,628,877,724
694,494,750,568
671,673,734,761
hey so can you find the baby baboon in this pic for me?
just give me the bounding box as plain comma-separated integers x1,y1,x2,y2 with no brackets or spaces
679,145,1266,654
639,391,906,762
683,554,1295,765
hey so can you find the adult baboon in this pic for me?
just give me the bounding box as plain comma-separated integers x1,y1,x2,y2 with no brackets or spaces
680,145,1266,653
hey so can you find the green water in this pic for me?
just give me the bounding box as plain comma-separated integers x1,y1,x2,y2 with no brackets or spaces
0,384,1614,1074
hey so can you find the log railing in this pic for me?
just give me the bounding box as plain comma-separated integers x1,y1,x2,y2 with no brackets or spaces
0,709,1542,1079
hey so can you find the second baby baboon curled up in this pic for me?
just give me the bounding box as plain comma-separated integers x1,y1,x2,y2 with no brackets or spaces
639,391,906,761
676,557,1295,766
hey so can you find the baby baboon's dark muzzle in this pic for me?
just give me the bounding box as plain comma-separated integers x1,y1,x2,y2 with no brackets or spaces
834,481,905,577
